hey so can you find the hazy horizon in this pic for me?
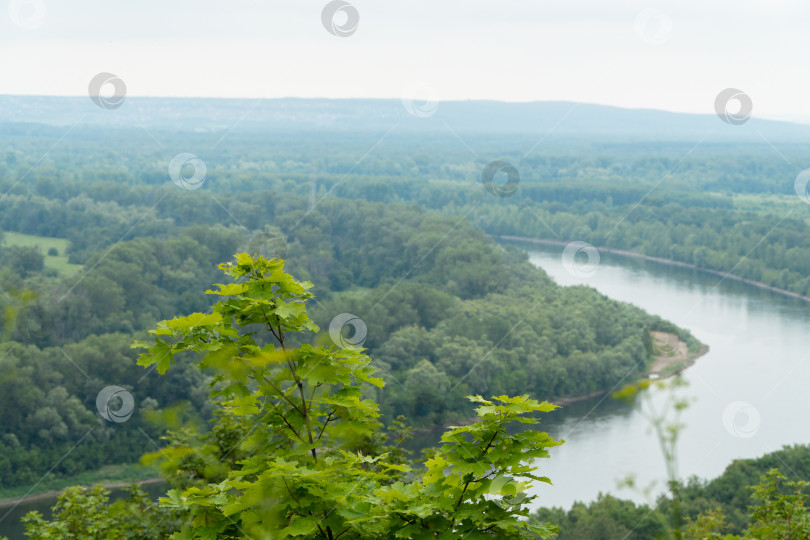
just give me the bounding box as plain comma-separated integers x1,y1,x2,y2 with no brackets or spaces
3,0,810,124
3,93,810,127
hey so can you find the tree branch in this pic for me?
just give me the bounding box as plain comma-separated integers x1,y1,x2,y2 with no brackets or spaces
316,411,336,441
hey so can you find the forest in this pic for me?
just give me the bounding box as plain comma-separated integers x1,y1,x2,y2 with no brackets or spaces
1,123,809,538
7,253,810,539
0,185,676,488
533,443,810,538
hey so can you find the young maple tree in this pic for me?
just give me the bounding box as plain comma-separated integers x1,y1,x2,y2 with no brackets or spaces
134,253,563,539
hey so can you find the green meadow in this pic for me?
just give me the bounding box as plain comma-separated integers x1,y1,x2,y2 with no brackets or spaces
1,231,82,276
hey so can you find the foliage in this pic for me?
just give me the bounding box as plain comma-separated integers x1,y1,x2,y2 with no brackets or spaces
4,128,810,297
670,444,810,534
0,333,210,489
0,195,671,489
133,253,563,538
533,456,810,540
681,469,810,539
745,469,810,539
5,125,802,534
532,494,669,539
1,245,44,277
22,484,180,539
682,506,734,539
613,377,692,538
2,119,810,538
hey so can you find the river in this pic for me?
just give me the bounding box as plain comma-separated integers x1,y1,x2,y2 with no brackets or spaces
512,240,810,511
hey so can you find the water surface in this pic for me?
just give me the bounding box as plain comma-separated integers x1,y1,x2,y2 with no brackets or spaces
516,241,810,510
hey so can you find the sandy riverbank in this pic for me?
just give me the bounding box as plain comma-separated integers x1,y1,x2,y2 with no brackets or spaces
412,331,709,434
0,477,165,508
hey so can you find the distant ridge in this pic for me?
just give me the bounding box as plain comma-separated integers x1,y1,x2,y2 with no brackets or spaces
1,95,809,142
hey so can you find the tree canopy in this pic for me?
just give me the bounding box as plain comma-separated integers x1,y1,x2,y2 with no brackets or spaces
126,253,564,538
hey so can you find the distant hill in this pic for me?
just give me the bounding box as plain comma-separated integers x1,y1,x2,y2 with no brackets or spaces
1,95,809,142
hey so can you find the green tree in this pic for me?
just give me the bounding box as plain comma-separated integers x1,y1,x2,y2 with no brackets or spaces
682,507,735,540
134,253,563,538
4,245,44,276
746,469,810,539
23,484,179,539
681,468,810,539
613,376,692,539
533,494,669,539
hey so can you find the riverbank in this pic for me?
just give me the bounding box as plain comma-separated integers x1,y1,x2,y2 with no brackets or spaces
411,331,708,435
551,332,709,407
0,464,161,507
493,235,810,303
645,331,710,378
0,477,165,508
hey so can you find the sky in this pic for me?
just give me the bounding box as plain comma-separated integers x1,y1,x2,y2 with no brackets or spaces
2,0,809,122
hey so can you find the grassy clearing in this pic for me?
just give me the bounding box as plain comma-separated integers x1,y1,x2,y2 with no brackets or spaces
0,463,160,503
1,231,82,276
732,193,807,220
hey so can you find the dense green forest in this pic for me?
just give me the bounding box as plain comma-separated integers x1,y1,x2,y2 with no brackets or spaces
2,124,810,537
11,254,568,538
2,129,809,297
11,255,810,539
0,185,680,489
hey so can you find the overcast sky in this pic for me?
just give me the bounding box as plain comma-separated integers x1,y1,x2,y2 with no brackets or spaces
2,0,808,122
